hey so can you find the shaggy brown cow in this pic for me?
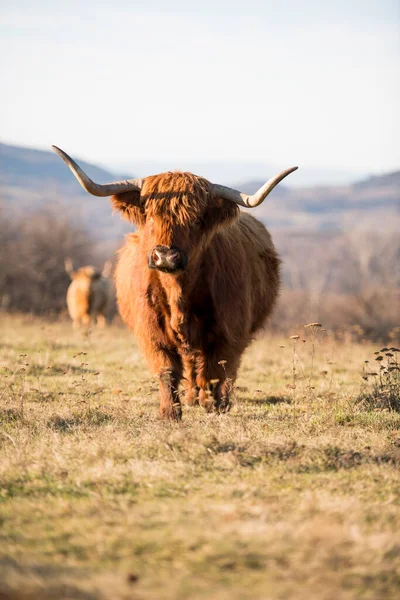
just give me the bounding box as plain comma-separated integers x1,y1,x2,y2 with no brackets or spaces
65,258,113,328
53,146,297,419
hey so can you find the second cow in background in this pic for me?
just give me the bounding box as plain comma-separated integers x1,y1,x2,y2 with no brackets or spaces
65,259,113,328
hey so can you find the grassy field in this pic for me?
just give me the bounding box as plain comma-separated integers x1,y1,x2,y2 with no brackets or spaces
0,315,399,600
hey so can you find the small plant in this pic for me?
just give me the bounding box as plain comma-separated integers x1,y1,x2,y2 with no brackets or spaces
358,347,400,411
0,355,30,419
304,323,325,399
287,335,300,416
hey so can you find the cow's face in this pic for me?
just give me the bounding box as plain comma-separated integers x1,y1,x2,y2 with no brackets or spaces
112,172,239,274
54,147,297,274
67,266,100,282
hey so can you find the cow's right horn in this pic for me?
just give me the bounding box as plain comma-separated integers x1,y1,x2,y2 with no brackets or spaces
52,146,143,196
212,166,298,208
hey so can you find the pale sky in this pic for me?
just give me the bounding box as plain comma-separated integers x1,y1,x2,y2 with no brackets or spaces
1,0,399,178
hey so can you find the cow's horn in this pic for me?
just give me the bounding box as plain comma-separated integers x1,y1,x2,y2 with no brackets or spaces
212,166,298,208
52,146,143,196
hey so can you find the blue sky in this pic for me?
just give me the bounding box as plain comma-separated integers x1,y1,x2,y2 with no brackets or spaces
1,0,399,180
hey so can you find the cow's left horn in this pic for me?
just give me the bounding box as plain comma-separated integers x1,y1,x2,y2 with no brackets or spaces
212,166,298,208
52,146,143,196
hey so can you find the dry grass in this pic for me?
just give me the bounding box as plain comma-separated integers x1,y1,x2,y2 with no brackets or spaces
0,315,399,600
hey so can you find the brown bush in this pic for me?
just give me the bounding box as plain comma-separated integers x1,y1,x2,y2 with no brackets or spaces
272,231,400,340
0,205,105,315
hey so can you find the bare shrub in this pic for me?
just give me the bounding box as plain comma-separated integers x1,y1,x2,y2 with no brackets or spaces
0,204,106,315
358,347,400,411
273,231,400,340
271,289,399,341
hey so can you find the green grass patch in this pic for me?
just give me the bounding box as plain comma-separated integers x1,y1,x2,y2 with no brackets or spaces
0,315,400,600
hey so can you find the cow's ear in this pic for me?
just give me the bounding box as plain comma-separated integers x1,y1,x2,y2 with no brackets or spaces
202,196,239,232
111,191,145,227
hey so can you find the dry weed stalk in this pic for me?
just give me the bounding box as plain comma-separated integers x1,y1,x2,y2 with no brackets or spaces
282,323,329,414
0,354,30,419
288,335,299,417
304,323,325,401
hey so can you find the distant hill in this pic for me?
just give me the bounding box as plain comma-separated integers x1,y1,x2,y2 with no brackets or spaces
0,142,123,188
0,142,134,241
352,170,400,190
1,141,399,238
234,171,400,232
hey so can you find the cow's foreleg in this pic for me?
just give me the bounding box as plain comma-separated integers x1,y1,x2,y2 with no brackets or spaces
153,348,183,420
72,318,81,330
81,314,91,328
159,367,182,420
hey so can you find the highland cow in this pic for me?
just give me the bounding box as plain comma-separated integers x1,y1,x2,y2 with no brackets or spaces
53,146,297,419
65,258,113,328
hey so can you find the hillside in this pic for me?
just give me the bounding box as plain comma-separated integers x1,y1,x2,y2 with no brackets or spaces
238,171,400,232
0,142,133,240
0,142,117,188
1,141,399,237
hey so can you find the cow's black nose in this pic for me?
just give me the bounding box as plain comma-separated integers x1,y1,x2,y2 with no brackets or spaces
148,246,187,273
153,248,180,266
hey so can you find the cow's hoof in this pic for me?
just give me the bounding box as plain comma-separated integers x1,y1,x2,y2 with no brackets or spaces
215,398,231,414
160,403,182,421
183,388,199,406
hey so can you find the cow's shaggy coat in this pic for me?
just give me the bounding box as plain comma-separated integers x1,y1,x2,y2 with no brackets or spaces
112,172,280,419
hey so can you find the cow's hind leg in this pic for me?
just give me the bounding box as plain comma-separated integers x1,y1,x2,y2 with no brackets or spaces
212,378,234,413
196,351,239,413
81,313,91,328
198,379,233,413
96,313,106,328
182,354,199,406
